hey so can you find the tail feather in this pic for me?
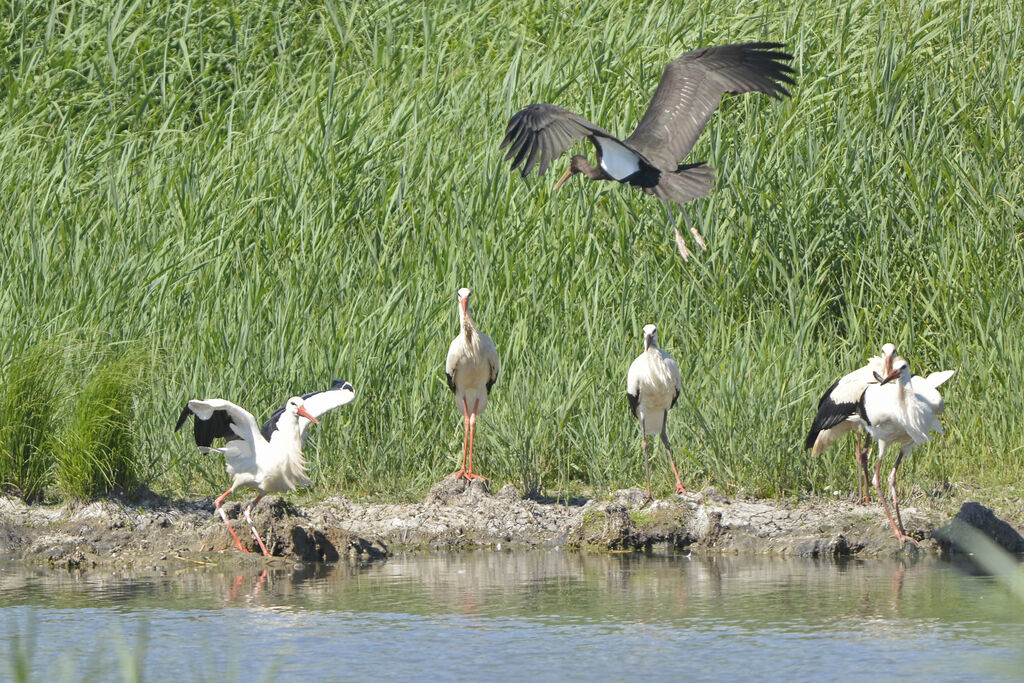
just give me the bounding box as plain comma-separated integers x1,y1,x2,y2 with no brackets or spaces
652,163,716,207
925,370,955,388
174,405,191,432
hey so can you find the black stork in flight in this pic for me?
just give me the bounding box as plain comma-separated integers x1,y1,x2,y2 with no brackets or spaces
500,42,795,260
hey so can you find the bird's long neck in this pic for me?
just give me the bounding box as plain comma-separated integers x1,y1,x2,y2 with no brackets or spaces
286,415,309,482
895,374,911,402
575,155,609,181
460,305,477,344
271,412,308,474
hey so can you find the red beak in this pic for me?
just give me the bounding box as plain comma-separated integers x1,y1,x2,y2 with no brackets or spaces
873,369,901,385
553,166,573,190
297,405,319,424
460,297,467,313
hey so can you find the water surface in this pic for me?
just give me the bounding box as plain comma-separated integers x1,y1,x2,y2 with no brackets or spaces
2,552,1022,681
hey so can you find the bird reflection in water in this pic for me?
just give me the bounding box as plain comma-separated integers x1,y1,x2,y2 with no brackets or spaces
227,569,269,603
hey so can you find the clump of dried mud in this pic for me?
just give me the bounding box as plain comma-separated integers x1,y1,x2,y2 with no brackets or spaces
1,477,1020,569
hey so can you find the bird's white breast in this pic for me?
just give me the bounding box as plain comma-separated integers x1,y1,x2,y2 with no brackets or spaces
596,136,641,181
629,350,680,410
863,381,940,446
447,331,498,414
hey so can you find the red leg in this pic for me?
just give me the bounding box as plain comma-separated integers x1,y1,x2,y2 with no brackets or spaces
244,493,271,557
215,488,249,554
888,447,920,547
662,418,689,494
465,399,487,481
872,444,912,547
451,398,470,480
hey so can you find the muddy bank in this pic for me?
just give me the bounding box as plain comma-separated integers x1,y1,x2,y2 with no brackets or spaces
1,477,1021,569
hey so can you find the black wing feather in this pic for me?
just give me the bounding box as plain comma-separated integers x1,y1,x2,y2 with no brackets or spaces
803,379,860,450
625,42,794,170
175,404,239,448
501,104,612,178
260,379,354,441
627,391,640,419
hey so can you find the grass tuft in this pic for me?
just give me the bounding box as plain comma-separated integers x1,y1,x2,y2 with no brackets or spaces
0,342,64,502
53,350,150,500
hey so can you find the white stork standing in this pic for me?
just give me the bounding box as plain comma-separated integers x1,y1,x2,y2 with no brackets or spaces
175,379,355,556
445,287,500,481
805,343,900,503
859,360,954,546
626,324,685,504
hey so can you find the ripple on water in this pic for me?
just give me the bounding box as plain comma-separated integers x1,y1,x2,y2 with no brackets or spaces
1,553,1023,681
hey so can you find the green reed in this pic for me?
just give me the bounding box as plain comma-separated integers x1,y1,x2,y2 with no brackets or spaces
1,0,1022,503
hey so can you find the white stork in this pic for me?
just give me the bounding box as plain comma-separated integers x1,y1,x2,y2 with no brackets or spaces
859,360,954,546
805,343,900,502
445,287,500,481
175,379,355,556
626,324,685,504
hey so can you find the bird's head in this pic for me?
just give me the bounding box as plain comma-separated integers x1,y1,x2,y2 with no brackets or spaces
874,359,910,386
286,397,319,424
553,155,589,190
457,287,472,314
881,343,897,375
642,324,658,351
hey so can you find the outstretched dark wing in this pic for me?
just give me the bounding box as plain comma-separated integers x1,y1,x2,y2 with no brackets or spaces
260,379,355,442
500,104,612,178
175,404,240,448
625,42,794,170
175,399,261,454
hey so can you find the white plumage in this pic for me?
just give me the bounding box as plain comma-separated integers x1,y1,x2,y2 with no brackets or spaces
445,287,500,481
626,324,686,501
175,381,355,555
860,360,954,546
188,397,314,494
805,343,900,502
596,136,642,181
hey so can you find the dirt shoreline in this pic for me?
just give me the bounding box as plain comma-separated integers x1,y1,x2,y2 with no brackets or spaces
2,477,1022,569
